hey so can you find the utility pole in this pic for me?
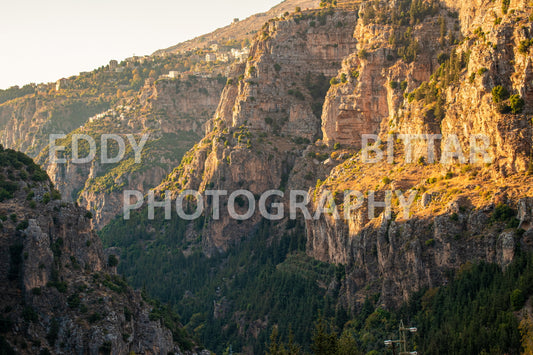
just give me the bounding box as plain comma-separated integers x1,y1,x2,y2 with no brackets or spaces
384,320,418,355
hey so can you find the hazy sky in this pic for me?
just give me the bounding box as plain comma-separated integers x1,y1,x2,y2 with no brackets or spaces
0,0,282,90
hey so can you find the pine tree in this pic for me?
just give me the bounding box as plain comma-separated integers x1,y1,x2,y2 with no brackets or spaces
336,330,361,355
266,326,287,355
286,327,302,355
311,314,338,355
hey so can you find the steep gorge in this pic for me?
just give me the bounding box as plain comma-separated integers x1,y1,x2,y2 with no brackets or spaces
147,0,533,308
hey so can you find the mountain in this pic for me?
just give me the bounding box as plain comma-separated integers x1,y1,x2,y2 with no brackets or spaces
153,0,320,55
0,146,205,354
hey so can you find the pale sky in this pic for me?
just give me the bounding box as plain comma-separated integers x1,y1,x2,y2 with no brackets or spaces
0,0,282,90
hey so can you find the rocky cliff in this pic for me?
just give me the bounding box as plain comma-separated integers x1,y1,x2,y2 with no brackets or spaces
307,0,533,307
37,75,225,229
155,7,359,254
0,147,204,354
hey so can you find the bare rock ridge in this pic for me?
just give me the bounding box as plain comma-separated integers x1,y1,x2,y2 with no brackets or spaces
0,147,204,354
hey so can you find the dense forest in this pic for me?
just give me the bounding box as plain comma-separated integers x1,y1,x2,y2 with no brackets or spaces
101,207,533,354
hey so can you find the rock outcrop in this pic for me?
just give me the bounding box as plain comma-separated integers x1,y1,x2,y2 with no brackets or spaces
0,147,204,354
155,8,359,254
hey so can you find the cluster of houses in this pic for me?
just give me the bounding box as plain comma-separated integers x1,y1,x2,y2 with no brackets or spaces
88,105,132,123
205,44,250,63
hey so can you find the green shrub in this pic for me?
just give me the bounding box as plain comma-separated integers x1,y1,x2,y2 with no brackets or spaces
108,254,119,267
22,306,38,322
425,238,436,247
46,319,60,346
389,81,399,89
502,0,510,14
124,307,132,322
518,39,533,54
509,94,524,114
330,77,339,86
288,89,305,100
47,281,67,293
88,312,103,323
16,220,29,231
510,288,525,310
491,203,515,223
437,52,449,64
340,73,347,83
491,85,509,103
67,294,81,308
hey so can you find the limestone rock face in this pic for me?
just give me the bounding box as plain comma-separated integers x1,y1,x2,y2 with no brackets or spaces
306,198,528,308
0,160,201,354
307,0,533,307
215,10,358,139
157,9,359,254
38,76,225,230
321,0,532,173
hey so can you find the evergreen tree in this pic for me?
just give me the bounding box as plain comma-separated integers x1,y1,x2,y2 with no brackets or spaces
266,326,286,355
336,330,361,355
311,314,338,355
